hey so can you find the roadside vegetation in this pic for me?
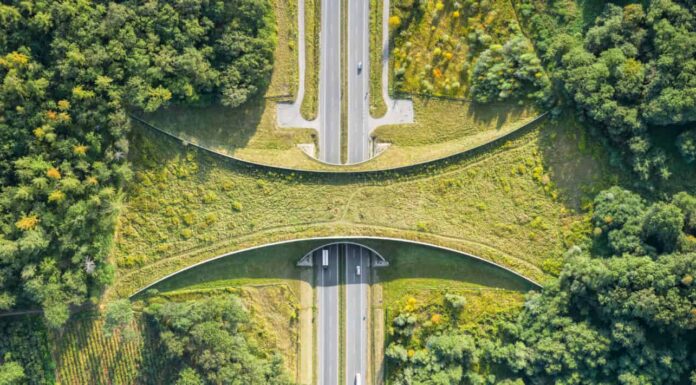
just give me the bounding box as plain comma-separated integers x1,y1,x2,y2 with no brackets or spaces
43,285,298,385
389,0,549,102
515,0,695,182
0,0,277,329
111,113,619,297
369,0,387,117
0,0,694,383
386,187,696,384
301,0,321,120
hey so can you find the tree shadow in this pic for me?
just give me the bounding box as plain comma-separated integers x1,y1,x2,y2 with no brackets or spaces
538,114,696,213
466,101,534,131
134,316,177,385
132,93,267,156
536,113,630,211
132,238,537,300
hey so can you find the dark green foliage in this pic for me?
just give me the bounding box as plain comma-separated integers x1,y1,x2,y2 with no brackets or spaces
590,186,692,256
677,129,696,163
0,0,275,327
175,368,205,385
512,251,696,384
471,36,550,103
518,0,696,180
0,315,53,385
591,186,646,255
388,188,696,384
642,202,684,254
102,299,135,340
145,295,291,385
509,188,696,384
673,191,696,235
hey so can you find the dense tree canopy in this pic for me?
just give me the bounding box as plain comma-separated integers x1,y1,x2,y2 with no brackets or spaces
387,187,696,384
471,35,550,103
0,0,275,327
518,0,695,180
145,295,291,385
0,358,25,385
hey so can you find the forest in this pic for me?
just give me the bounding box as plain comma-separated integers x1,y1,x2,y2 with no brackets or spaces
0,0,275,328
386,187,696,384
516,0,695,181
0,0,694,384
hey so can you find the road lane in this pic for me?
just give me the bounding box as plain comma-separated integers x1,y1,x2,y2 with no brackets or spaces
316,245,340,385
319,0,342,164
347,0,371,164
345,244,369,385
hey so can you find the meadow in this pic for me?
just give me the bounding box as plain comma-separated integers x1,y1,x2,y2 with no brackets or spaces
390,0,524,97
110,112,618,299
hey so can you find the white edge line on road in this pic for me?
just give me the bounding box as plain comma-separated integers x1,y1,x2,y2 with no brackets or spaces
128,236,543,298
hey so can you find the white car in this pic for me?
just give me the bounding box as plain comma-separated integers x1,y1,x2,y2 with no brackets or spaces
357,61,363,73
356,265,361,276
355,373,361,385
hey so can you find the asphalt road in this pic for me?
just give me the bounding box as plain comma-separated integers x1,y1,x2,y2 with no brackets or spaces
345,244,369,385
318,0,342,164
316,245,339,385
347,0,371,164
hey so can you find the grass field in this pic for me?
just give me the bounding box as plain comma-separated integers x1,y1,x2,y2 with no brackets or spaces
390,0,522,97
51,286,299,385
359,239,539,300
110,112,620,298
50,314,170,385
132,0,544,171
370,0,387,117
136,0,317,167
301,0,321,120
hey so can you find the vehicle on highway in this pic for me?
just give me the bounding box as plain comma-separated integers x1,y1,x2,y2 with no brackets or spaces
356,265,361,276
357,61,363,73
322,249,329,268
355,373,361,385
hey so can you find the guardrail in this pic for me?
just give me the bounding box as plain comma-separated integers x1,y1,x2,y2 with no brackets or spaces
130,111,548,176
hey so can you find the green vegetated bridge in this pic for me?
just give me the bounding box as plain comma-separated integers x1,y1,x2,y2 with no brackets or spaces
130,237,539,385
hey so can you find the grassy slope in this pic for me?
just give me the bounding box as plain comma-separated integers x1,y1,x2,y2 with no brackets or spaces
135,0,543,171
138,0,316,165
130,237,536,307
370,0,387,117
360,239,539,298
110,113,618,298
301,0,320,120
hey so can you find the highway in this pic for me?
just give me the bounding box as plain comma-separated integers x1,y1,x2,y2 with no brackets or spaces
315,245,340,385
318,0,342,164
345,244,369,385
347,0,371,164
